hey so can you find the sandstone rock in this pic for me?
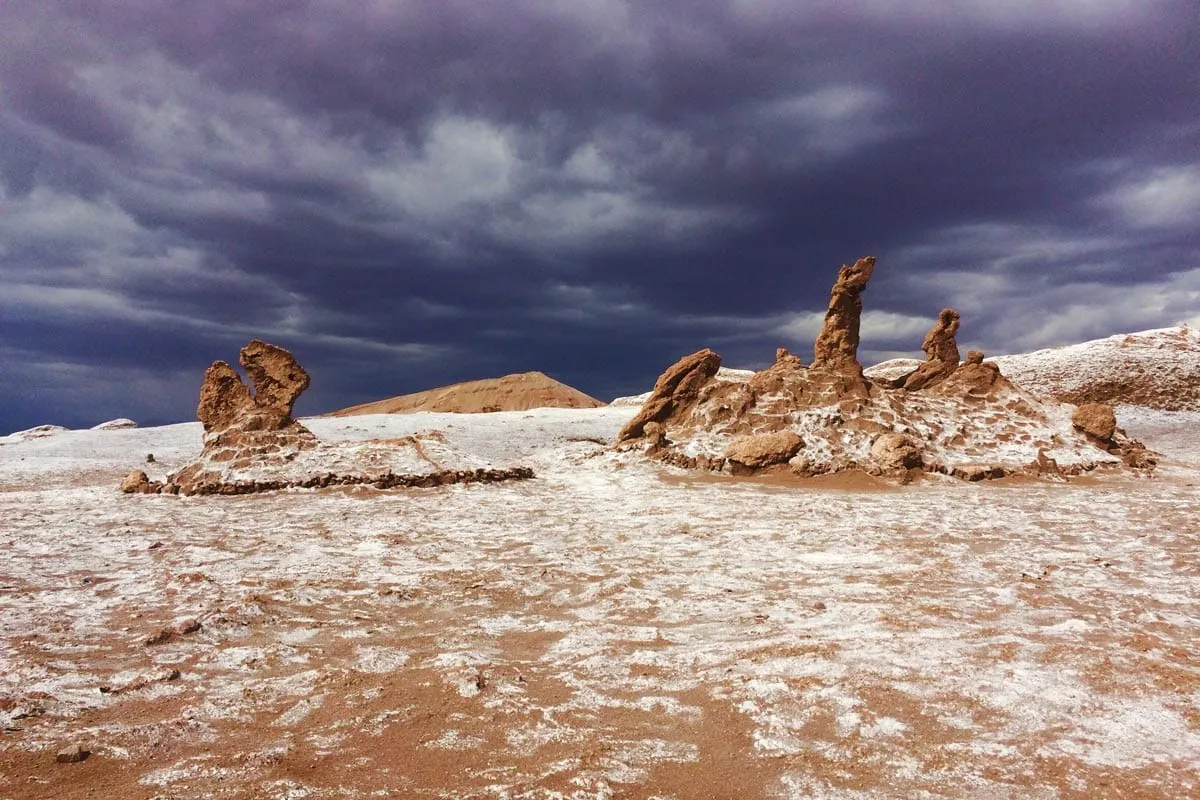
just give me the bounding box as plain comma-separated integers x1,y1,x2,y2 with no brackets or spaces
617,349,722,442
1120,441,1156,470
724,430,804,470
1034,448,1063,478
197,361,254,433
930,359,1005,398
903,308,962,391
869,433,924,470
1072,403,1117,442
965,350,985,364
642,421,668,452
176,618,202,635
144,628,174,646
812,256,875,372
239,339,310,419
120,470,150,494
55,745,89,764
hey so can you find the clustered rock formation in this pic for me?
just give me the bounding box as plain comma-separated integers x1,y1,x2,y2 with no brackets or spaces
121,341,534,496
616,256,1152,481
902,308,961,391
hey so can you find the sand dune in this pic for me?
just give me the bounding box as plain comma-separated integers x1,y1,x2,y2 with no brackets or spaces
327,370,604,416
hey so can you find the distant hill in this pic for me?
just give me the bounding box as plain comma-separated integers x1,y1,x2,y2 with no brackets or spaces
866,325,1200,411
327,371,605,416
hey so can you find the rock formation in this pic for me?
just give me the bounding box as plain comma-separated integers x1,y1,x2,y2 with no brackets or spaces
198,340,310,435
615,256,1151,482
122,340,534,496
1071,403,1117,442
725,430,804,472
902,308,961,391
617,349,722,442
812,256,875,372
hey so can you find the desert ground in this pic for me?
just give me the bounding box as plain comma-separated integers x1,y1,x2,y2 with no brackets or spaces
2,402,1199,799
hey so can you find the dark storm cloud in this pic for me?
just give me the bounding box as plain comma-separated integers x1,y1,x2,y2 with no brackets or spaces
1,1,1198,431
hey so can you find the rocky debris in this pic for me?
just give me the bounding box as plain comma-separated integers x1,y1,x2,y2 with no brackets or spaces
55,745,89,764
869,433,924,471
615,256,1145,482
642,421,668,453
1119,441,1156,470
144,627,174,646
1072,403,1117,442
617,349,722,442
120,470,150,494
812,256,875,372
145,453,155,463
104,668,182,695
1034,448,1064,478
176,618,202,635
903,308,962,391
725,430,804,471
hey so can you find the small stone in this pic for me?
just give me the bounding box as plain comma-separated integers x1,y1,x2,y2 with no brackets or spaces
148,541,164,550
1072,403,1117,442
811,601,827,611
144,628,173,646
119,470,150,494
145,453,156,463
55,745,89,763
176,618,202,635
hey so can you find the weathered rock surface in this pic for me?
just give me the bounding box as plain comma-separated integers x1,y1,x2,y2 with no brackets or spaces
903,308,962,391
812,256,875,372
725,430,804,470
615,256,1148,482
1072,403,1117,442
869,433,924,471
240,339,310,418
125,340,535,497
120,470,150,494
617,349,722,442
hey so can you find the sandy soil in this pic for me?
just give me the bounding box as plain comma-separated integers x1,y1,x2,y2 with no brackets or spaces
1,408,1198,799
329,372,604,416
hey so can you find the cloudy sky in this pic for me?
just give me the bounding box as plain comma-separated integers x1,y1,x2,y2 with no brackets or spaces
1,1,1197,430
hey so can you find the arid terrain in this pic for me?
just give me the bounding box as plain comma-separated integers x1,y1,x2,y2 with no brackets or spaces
2,395,1199,798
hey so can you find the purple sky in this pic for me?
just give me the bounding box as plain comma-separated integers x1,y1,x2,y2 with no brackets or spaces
1,1,1198,430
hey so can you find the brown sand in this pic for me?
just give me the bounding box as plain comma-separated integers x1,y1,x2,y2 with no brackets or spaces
327,371,604,416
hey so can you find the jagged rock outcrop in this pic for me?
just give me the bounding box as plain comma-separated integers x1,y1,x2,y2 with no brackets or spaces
903,308,961,391
614,256,1150,482
1072,403,1117,442
617,349,722,442
124,340,534,497
197,361,255,433
812,256,875,372
198,340,310,435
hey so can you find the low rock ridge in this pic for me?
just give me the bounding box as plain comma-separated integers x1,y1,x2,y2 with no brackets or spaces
122,341,534,496
616,256,1153,482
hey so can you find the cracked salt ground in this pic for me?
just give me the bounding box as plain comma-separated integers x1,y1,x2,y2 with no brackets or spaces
1,407,1198,798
